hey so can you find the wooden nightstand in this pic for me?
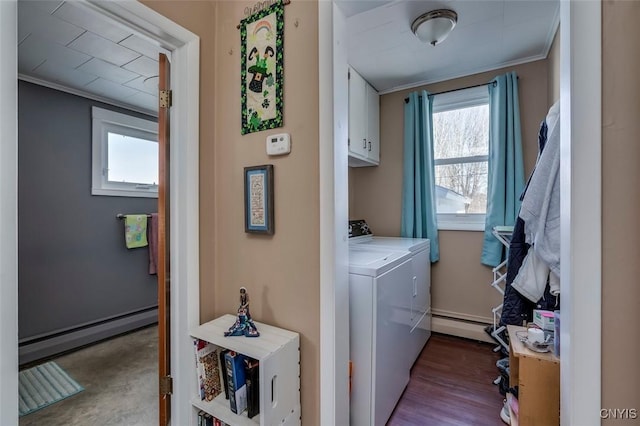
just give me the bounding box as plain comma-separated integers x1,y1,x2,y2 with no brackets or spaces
507,325,560,426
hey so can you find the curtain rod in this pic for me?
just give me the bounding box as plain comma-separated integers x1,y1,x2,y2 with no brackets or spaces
404,78,518,103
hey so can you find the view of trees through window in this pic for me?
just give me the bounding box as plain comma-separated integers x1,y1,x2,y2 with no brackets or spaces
433,104,489,214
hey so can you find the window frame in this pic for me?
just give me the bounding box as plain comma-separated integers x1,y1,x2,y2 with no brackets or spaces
432,86,490,231
91,106,158,198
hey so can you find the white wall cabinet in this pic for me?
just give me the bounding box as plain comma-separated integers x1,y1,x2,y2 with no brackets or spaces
190,314,300,426
348,67,380,167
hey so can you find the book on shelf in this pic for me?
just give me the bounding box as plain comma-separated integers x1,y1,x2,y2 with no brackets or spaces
219,348,230,399
224,350,248,414
193,339,223,401
197,411,228,426
245,358,260,419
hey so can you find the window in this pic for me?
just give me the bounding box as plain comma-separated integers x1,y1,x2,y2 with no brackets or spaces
92,107,158,198
432,86,489,231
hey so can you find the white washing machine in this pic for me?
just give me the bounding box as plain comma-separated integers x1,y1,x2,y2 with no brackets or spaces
351,235,432,364
348,245,413,426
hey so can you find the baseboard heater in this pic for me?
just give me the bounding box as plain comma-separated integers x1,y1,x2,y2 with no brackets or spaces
431,309,495,344
19,306,158,366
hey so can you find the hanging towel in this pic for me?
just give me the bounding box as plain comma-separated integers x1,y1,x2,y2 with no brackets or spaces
148,213,159,275
125,215,148,249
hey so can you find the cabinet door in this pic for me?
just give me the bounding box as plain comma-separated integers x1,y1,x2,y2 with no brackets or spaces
348,68,368,159
366,84,380,162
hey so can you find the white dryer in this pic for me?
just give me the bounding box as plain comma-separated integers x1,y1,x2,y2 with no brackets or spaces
351,235,432,364
348,245,413,426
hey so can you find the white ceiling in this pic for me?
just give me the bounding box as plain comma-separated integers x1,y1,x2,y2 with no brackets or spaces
18,0,559,111
335,0,560,93
18,0,169,115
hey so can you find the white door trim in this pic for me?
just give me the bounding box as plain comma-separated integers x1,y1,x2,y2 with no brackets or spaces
560,1,602,425
0,1,19,424
319,1,350,424
0,2,200,425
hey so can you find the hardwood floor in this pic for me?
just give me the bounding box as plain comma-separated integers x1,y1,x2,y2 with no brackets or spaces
387,333,505,426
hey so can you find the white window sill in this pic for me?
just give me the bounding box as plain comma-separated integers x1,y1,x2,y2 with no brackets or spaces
437,214,486,231
437,223,484,232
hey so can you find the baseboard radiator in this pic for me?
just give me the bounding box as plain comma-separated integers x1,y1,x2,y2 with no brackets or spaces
19,306,158,365
431,309,495,344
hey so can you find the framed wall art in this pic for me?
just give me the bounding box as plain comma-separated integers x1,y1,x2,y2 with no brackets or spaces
244,164,274,234
240,0,284,135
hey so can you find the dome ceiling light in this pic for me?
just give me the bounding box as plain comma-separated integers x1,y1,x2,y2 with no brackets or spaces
411,9,458,46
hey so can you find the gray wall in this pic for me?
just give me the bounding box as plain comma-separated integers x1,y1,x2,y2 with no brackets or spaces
18,81,157,342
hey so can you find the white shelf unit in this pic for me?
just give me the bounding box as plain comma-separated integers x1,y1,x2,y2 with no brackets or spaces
490,226,513,352
190,314,300,426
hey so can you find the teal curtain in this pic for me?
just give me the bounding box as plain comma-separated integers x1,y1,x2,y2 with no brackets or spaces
401,91,439,262
481,72,525,267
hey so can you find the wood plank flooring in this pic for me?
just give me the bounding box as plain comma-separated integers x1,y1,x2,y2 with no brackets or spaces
387,333,506,426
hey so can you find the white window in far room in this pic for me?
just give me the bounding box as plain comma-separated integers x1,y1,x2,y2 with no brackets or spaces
432,86,489,231
92,107,158,198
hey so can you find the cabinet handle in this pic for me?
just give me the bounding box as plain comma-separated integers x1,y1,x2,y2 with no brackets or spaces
413,276,417,297
368,141,372,152
363,139,367,149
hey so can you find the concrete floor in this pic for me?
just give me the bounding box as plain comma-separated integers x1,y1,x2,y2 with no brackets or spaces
19,325,158,426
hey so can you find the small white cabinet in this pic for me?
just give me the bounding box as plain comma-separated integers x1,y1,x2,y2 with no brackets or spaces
190,314,300,426
348,67,380,167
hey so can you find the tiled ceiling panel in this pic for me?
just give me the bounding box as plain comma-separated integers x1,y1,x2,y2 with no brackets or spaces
53,2,132,43
32,60,98,88
77,58,139,85
122,56,158,78
119,34,170,61
20,34,91,70
18,3,83,45
84,78,138,99
67,32,140,67
123,76,158,96
18,1,161,114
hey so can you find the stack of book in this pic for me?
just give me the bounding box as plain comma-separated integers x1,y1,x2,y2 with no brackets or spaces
193,339,260,420
196,410,228,426
193,339,223,402
222,351,260,418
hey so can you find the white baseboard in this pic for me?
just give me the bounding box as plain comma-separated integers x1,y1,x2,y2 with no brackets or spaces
19,308,158,365
431,315,495,344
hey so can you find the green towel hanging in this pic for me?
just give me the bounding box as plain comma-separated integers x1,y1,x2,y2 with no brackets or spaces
125,214,148,249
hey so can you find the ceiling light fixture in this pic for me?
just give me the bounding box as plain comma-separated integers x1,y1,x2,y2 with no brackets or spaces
411,9,458,46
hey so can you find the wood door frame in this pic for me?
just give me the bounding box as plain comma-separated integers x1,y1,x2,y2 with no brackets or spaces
158,52,171,425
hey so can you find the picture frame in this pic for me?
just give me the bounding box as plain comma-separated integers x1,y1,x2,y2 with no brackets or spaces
244,164,274,234
240,0,284,135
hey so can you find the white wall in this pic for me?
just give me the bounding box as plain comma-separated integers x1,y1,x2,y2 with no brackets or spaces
0,1,19,425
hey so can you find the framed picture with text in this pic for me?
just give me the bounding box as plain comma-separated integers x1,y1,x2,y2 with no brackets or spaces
244,164,274,234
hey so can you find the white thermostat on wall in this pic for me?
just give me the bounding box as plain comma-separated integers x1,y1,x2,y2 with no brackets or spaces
266,133,291,156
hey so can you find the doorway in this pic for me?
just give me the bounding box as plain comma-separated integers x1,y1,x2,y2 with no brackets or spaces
0,1,200,424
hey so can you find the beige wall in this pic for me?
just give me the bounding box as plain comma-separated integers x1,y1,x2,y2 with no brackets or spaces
547,27,560,106
350,60,549,322
144,1,321,423
602,0,640,420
